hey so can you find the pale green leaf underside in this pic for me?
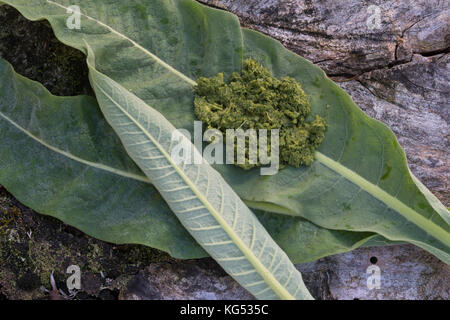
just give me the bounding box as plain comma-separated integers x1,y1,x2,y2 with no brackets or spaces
1,0,448,263
85,45,312,299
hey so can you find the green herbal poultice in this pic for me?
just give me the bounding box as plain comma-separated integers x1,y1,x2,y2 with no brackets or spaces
194,59,327,169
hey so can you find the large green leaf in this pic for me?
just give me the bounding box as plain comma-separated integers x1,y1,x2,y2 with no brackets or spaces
1,0,448,263
0,57,379,263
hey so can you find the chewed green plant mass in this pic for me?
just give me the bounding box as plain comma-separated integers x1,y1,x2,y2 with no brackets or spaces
194,59,327,169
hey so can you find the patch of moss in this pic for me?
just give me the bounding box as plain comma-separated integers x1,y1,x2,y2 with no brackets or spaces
86,242,103,274
194,59,327,169
121,245,172,267
0,206,20,237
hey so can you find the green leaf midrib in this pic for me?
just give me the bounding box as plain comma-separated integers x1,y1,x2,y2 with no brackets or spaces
315,152,450,246
0,110,150,183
